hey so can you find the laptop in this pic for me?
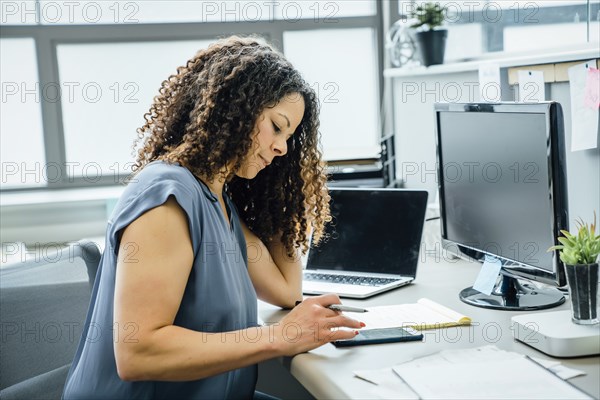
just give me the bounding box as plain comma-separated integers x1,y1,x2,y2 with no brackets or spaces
303,188,428,299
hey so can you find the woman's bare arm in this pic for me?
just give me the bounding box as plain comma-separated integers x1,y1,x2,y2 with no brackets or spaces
241,221,303,308
113,197,361,381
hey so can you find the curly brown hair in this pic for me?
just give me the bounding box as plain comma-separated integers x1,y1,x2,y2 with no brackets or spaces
133,35,330,257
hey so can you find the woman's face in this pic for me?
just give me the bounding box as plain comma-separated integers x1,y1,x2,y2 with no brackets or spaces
236,92,305,179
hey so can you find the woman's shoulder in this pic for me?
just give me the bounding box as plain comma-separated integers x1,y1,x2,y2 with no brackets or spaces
120,161,198,201
135,160,195,183
111,161,200,216
107,161,203,252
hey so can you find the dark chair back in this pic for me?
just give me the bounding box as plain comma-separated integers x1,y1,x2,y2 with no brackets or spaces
0,239,101,399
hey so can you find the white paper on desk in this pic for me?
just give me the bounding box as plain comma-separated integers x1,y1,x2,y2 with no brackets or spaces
354,368,420,400
531,356,561,369
400,345,519,370
438,345,520,364
368,377,420,400
569,61,599,152
472,255,502,295
479,63,501,102
393,355,592,399
549,364,587,380
531,357,587,380
518,70,545,103
354,367,395,385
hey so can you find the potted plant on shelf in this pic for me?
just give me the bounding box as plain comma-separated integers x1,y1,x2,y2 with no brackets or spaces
410,2,448,67
548,213,600,325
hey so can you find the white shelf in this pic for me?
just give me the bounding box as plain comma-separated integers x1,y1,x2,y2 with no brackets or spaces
384,46,600,78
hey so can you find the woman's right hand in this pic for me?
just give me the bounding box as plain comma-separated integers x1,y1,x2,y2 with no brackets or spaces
272,293,364,356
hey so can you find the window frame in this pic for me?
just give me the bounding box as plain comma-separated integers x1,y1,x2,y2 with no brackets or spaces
1,3,385,192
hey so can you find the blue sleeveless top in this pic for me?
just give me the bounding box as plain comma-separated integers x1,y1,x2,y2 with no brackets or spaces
63,161,258,399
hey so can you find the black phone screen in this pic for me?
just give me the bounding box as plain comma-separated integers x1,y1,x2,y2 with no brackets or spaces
332,327,423,347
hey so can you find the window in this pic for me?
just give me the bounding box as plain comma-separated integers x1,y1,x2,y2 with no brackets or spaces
395,0,599,61
1,1,383,191
284,28,380,160
58,40,212,178
0,38,46,188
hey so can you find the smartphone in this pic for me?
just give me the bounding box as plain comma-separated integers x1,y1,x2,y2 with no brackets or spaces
332,327,423,347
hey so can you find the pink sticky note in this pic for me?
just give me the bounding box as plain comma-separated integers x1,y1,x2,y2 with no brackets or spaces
583,67,600,109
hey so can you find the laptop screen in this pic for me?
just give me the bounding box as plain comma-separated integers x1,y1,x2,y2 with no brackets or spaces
307,188,428,276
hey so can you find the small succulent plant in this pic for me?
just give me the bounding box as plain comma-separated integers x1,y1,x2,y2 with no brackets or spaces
410,2,446,31
548,212,600,265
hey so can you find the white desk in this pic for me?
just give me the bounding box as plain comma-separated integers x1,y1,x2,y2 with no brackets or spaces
259,255,600,399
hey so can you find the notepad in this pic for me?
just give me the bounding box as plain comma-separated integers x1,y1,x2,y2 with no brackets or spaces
346,298,471,331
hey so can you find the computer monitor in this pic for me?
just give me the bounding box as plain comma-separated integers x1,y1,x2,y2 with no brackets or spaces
434,102,569,310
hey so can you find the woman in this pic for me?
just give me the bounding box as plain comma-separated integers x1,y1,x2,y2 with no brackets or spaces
63,36,363,399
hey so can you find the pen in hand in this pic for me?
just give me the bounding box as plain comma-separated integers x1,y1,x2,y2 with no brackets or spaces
327,304,369,313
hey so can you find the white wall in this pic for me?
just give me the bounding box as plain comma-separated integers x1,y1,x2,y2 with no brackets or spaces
391,65,600,228
392,70,481,200
550,82,600,225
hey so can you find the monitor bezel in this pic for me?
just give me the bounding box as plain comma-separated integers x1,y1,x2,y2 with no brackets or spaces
434,102,569,287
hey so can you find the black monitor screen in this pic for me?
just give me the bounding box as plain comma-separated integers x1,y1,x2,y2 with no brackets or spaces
436,103,569,308
438,109,560,274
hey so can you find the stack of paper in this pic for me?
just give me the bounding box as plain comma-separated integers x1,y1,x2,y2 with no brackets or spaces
354,346,590,400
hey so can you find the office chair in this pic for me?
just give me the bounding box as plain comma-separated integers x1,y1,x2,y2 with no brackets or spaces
0,239,101,400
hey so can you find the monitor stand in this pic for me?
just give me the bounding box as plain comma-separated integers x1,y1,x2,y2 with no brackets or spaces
460,274,565,311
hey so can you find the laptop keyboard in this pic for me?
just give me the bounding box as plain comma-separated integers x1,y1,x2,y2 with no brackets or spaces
304,273,401,287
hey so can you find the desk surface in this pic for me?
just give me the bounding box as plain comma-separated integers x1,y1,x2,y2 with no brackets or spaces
259,255,600,399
